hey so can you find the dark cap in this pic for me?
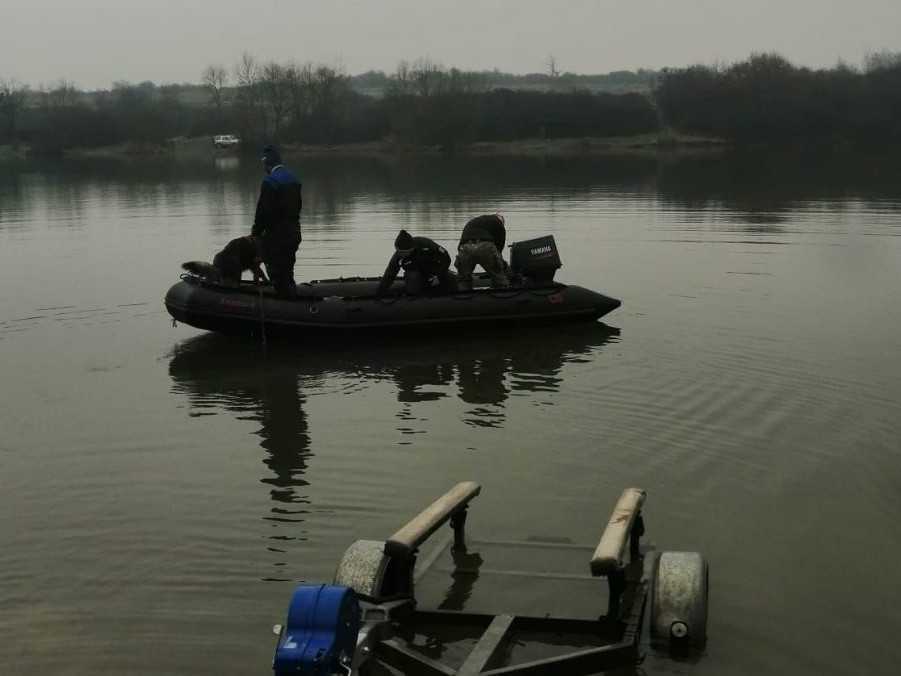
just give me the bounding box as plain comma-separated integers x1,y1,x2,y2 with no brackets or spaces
394,229,414,250
261,144,282,168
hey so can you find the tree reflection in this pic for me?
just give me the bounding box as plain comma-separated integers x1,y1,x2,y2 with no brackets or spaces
655,150,901,230
0,165,26,228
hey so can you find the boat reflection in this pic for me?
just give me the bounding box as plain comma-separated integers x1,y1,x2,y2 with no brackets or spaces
382,324,620,429
167,324,619,570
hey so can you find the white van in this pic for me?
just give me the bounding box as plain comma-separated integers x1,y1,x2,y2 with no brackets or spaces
213,135,240,149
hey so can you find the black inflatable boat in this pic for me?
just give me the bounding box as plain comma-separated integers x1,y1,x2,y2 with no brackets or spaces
164,236,621,336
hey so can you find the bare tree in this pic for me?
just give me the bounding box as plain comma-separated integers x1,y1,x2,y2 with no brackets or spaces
446,67,486,95
260,61,290,138
235,53,258,89
864,50,901,73
234,53,264,137
202,65,228,120
547,54,560,78
43,79,79,109
0,79,29,144
309,65,350,143
411,58,443,97
388,60,414,96
388,60,484,100
285,62,310,126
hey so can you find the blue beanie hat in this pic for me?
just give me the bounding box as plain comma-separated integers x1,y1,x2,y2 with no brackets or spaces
261,144,282,167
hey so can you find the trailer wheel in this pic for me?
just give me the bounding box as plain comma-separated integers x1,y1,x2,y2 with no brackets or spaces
651,551,709,650
334,540,390,601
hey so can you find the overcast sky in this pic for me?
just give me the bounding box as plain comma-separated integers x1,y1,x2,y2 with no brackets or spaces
2,0,900,89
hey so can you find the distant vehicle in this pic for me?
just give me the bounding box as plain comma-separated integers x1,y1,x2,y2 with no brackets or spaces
213,134,240,149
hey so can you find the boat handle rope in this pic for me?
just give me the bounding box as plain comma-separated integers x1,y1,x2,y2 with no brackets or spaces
449,287,562,300
488,288,527,299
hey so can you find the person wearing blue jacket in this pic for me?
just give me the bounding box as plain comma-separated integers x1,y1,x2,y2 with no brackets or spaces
252,145,302,298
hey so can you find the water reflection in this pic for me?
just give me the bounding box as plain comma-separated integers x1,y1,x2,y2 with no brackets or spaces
436,547,484,612
3,153,899,243
370,325,619,429
0,166,26,229
169,323,619,426
655,150,901,230
167,344,313,494
167,324,619,552
168,337,312,580
213,156,240,171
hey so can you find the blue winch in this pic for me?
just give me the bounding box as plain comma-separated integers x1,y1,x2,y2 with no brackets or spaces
273,584,360,675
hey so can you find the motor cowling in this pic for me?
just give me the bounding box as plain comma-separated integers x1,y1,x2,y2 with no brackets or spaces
273,584,360,675
509,235,562,284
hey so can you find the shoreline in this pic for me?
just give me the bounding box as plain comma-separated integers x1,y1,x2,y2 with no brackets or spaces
288,133,728,158
0,133,728,161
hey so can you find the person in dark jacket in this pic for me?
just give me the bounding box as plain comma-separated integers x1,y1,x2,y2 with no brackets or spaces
376,229,452,297
455,213,509,290
252,145,302,298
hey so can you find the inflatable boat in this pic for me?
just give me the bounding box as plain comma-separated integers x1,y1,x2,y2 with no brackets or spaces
164,236,621,336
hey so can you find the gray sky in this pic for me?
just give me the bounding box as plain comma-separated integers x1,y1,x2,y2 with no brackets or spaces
2,0,900,89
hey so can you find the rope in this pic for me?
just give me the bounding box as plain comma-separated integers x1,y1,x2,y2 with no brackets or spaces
257,282,268,354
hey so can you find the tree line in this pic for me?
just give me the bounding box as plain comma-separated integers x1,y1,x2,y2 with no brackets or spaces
350,66,657,96
1,78,201,152
655,51,901,146
2,52,900,155
0,56,658,154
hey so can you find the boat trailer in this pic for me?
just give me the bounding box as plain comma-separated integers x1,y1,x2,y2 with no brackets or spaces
272,482,708,675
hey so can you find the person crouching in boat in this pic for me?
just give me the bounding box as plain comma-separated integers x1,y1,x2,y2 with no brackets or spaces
376,229,452,297
252,144,302,298
455,213,510,291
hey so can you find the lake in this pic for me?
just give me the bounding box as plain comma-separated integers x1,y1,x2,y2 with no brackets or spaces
2,150,900,675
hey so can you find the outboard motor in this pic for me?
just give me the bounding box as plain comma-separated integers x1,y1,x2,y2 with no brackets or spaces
273,584,360,675
509,235,562,284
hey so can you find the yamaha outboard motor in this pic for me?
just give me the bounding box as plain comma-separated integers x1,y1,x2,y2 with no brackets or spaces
273,584,360,675
509,235,562,285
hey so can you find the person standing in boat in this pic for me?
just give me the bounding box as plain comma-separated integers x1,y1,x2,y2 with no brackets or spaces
455,213,510,290
376,229,452,297
252,145,302,298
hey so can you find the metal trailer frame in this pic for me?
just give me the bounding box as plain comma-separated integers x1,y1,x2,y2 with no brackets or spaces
335,483,650,675
360,571,649,676
273,482,707,675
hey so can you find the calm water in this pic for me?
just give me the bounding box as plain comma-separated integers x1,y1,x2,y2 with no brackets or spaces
2,152,901,675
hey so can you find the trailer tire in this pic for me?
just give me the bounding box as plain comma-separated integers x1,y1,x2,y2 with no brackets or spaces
651,551,709,650
333,540,390,601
